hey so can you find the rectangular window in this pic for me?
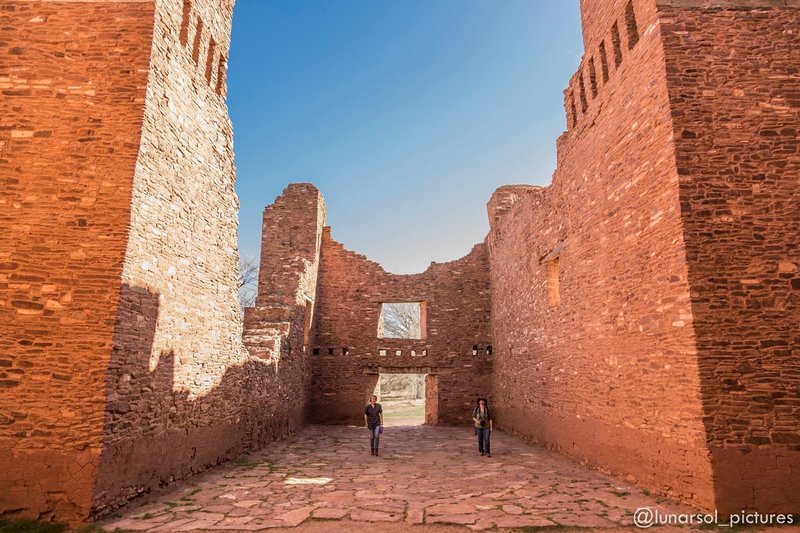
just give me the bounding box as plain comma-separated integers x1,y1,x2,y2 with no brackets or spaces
611,22,623,67
192,17,204,64
205,38,216,84
578,73,588,113
625,0,640,49
216,55,227,95
599,41,610,82
588,57,598,97
570,92,578,128
179,0,192,46
378,302,425,339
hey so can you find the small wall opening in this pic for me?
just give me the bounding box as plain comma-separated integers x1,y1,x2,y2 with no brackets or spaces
578,74,588,113
378,302,425,339
205,37,216,84
569,92,578,128
625,0,640,49
191,17,204,63
179,0,192,46
588,57,598,97
599,40,610,82
611,21,623,67
378,373,426,426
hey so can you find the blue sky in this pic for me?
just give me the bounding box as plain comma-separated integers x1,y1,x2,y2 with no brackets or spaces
229,0,583,274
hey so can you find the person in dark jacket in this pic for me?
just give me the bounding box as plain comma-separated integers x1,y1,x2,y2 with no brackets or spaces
364,394,384,456
472,397,492,457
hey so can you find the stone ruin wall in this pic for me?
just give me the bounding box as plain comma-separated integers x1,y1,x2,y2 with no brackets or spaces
0,0,318,525
658,1,800,513
0,1,157,523
489,0,799,514
310,229,493,426
2,0,798,525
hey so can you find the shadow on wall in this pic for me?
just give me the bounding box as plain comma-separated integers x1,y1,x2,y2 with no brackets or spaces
91,284,306,518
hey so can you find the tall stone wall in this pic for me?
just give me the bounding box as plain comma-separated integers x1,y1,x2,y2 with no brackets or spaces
489,0,799,514
310,231,493,426
1,0,318,524
488,0,715,509
0,1,155,523
659,2,800,513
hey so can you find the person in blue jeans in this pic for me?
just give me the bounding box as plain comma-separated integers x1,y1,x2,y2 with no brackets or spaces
472,397,492,457
364,394,383,456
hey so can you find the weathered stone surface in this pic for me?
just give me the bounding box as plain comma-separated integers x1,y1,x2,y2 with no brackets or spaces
1,0,798,526
100,425,690,531
487,0,799,515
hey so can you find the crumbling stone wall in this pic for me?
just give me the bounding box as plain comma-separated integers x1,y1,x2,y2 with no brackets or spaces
489,0,799,514
310,230,493,426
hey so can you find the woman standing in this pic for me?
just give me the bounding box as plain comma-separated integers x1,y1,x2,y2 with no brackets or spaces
472,397,492,457
364,394,383,456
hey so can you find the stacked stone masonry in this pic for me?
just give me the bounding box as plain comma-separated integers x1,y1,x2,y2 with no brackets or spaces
1,0,798,526
489,0,799,516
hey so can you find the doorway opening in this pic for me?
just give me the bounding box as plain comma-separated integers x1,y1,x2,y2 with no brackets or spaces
377,373,426,426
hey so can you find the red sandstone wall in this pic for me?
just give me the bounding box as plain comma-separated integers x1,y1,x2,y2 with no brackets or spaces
0,1,155,524
91,0,315,518
488,0,716,509
310,232,493,426
659,2,800,513
241,183,326,451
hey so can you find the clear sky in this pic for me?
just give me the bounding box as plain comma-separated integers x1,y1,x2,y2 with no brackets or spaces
229,0,583,274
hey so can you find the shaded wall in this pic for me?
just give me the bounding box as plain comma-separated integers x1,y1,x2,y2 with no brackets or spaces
488,0,715,509
310,231,493,426
0,1,155,524
659,2,800,513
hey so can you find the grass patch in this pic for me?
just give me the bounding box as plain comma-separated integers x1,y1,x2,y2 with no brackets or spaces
0,519,66,533
232,455,261,470
611,490,630,497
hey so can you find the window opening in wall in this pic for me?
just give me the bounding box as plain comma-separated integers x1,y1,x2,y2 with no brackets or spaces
216,56,227,95
421,349,427,356
486,345,493,355
472,345,478,356
205,37,216,84
395,350,402,356
570,92,578,128
546,257,561,307
179,0,192,46
379,349,387,356
410,350,417,357
611,22,623,67
625,0,640,49
342,347,349,356
312,347,320,356
327,347,334,355
578,74,588,113
378,373,426,427
588,57,598,97
192,17,204,63
599,41,610,83
378,302,425,339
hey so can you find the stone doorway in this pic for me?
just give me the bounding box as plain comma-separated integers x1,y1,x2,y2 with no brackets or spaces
378,373,425,426
374,371,439,426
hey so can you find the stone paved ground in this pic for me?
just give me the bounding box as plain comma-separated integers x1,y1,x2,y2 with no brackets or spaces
102,425,698,532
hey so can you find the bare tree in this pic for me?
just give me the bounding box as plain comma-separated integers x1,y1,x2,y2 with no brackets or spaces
239,254,259,312
381,302,421,339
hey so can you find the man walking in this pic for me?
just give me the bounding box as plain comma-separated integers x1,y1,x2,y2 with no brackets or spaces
364,394,383,456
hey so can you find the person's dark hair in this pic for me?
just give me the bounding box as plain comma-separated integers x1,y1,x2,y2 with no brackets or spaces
476,397,489,408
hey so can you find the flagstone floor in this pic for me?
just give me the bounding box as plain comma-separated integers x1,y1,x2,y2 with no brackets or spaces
101,425,693,532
